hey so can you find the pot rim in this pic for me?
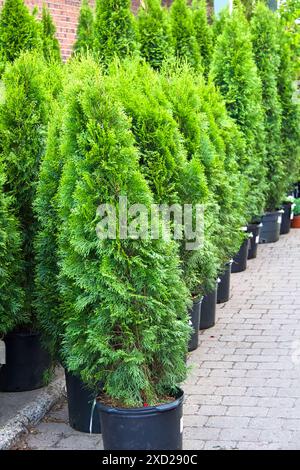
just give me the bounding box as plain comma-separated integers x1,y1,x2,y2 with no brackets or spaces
263,209,284,216
97,388,184,415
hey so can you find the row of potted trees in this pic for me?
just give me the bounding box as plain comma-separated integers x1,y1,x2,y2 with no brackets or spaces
0,0,300,450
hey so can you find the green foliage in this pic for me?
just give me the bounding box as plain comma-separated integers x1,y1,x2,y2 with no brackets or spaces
0,164,25,335
192,0,213,76
277,22,300,191
0,0,41,71
94,0,137,66
294,198,300,215
73,0,95,54
210,6,266,219
34,59,95,358
107,59,213,296
161,64,247,277
40,4,61,62
0,52,50,325
136,0,173,70
239,0,256,19
251,2,283,211
279,0,300,79
34,105,64,356
170,0,202,71
56,59,191,406
211,7,228,42
107,59,205,206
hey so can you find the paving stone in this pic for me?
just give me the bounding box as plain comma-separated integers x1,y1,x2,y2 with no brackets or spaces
226,406,268,417
219,428,262,442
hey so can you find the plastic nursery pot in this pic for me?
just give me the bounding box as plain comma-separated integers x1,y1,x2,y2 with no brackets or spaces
291,215,300,229
97,389,184,450
65,370,101,434
0,331,51,392
188,297,203,352
259,210,284,244
292,182,300,198
231,238,250,274
200,284,217,330
217,262,232,304
247,222,262,260
280,202,293,235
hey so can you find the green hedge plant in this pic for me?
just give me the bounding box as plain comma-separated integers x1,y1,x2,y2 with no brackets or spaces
192,0,213,76
73,0,95,54
170,0,202,71
136,0,173,70
34,105,63,356
56,60,191,406
94,0,137,66
107,59,214,297
0,0,41,71
0,52,51,329
162,64,247,280
0,163,25,335
210,5,267,220
277,15,300,194
40,4,61,62
251,2,284,211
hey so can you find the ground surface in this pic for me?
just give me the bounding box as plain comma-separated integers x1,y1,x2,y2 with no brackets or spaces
0,389,43,428
11,229,300,450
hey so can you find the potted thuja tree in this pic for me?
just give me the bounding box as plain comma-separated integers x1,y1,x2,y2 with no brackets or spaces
56,64,191,450
0,52,52,392
0,164,25,371
277,18,300,235
34,97,101,434
106,58,211,349
211,5,267,257
161,64,246,315
251,3,285,244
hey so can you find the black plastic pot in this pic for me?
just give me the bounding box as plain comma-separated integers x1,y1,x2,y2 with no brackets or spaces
231,238,250,273
217,263,231,304
280,202,293,235
97,389,184,450
0,331,51,392
292,182,300,198
188,298,202,352
247,222,262,260
200,285,217,330
259,210,283,244
65,370,101,434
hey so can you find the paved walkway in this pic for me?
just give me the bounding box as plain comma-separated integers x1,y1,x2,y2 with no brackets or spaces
12,230,300,450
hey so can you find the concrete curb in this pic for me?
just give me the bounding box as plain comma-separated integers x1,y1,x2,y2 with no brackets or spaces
0,375,65,450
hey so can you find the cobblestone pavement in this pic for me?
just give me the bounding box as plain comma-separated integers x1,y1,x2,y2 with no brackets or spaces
12,229,300,450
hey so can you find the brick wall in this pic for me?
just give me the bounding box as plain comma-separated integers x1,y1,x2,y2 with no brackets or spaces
0,0,142,60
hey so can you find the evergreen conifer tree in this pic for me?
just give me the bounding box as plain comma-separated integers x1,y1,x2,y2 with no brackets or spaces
34,106,64,356
210,5,267,219
94,0,137,66
251,2,284,211
73,0,95,54
161,64,247,275
277,21,300,189
170,0,202,71
0,0,41,70
192,0,213,75
0,52,50,326
0,163,25,335
40,4,61,62
136,0,173,70
56,59,191,406
108,59,220,297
